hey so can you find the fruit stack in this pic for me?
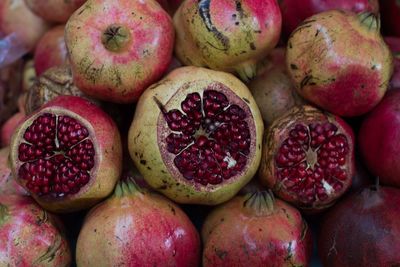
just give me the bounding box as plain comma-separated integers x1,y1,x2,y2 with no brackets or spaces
0,0,399,266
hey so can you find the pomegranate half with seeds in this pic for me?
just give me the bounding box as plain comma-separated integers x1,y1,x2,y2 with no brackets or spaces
128,66,264,205
9,96,122,213
259,105,355,211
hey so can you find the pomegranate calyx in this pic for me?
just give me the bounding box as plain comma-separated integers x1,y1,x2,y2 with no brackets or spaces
243,190,275,216
235,62,257,83
0,204,9,226
114,178,143,198
358,12,380,31
101,24,132,53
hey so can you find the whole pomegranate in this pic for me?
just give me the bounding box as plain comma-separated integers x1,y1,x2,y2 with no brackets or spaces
202,191,312,266
0,147,27,195
318,185,400,266
9,95,123,213
286,11,393,117
385,37,400,89
128,66,264,205
249,48,304,125
0,0,49,52
359,90,400,188
24,0,86,23
258,105,355,211
34,25,68,76
76,179,200,266
279,0,379,38
174,0,282,82
1,111,26,147
65,0,175,103
0,194,71,266
380,0,400,37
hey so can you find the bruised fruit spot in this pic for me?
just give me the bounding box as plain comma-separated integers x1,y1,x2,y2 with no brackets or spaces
17,113,95,197
101,24,132,53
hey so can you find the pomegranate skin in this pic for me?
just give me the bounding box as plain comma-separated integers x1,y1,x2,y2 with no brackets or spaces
286,10,393,117
9,96,123,213
259,105,355,211
1,111,26,147
0,194,71,267
359,90,400,188
174,0,282,82
76,180,200,267
279,0,379,38
202,191,313,267
0,147,28,196
380,0,400,37
34,25,68,76
385,37,400,89
65,0,175,104
318,186,400,267
128,66,264,205
24,0,86,23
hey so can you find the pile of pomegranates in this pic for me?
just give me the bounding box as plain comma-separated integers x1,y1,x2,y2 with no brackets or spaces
1,0,399,266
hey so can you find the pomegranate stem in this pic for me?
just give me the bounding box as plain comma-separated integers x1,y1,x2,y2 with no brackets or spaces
0,204,9,226
358,12,380,32
101,24,131,53
114,178,143,198
243,190,275,216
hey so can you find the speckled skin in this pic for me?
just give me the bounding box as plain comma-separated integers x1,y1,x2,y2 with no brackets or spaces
286,10,393,117
128,66,264,205
174,0,282,82
0,0,49,52
24,0,85,23
202,192,313,267
359,90,400,188
34,25,68,76
9,96,123,213
65,0,175,103
76,181,200,267
318,186,400,267
385,37,400,89
0,147,28,196
0,195,71,267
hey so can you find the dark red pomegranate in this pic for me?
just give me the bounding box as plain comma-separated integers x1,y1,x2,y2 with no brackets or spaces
318,185,400,266
0,194,71,266
258,105,355,211
9,96,123,212
24,0,86,23
279,0,379,38
202,190,313,266
359,90,400,188
129,66,264,205
385,37,400,89
380,0,400,37
76,179,201,266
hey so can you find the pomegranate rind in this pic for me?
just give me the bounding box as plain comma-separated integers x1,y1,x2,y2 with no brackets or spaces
0,147,28,196
24,0,86,23
128,66,264,205
258,105,355,211
9,96,122,213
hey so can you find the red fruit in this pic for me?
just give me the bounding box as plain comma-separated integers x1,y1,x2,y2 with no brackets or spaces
385,37,400,89
128,66,264,205
24,0,86,23
0,194,71,266
0,0,49,52
258,105,355,211
279,0,379,38
286,11,393,117
76,179,201,266
1,111,26,147
318,185,400,266
202,191,313,266
249,48,304,125
34,25,68,76
174,0,282,82
9,96,123,212
0,147,28,196
65,0,175,103
380,0,400,37
359,90,400,188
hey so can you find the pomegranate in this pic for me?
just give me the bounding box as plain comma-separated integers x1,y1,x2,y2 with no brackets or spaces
202,190,312,266
24,0,86,23
0,194,71,266
385,37,400,89
76,179,200,266
318,185,400,266
0,0,49,52
286,11,393,117
128,66,264,205
9,95,123,213
258,105,355,211
1,111,26,147
34,25,68,76
0,147,27,195
65,0,175,103
380,0,400,37
359,90,400,188
173,0,282,82
279,0,379,38
249,48,305,125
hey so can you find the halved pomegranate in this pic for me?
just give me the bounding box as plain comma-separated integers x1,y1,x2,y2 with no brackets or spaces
258,105,355,211
128,66,264,205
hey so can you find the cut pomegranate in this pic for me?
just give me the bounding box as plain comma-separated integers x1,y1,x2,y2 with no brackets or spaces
259,105,354,211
